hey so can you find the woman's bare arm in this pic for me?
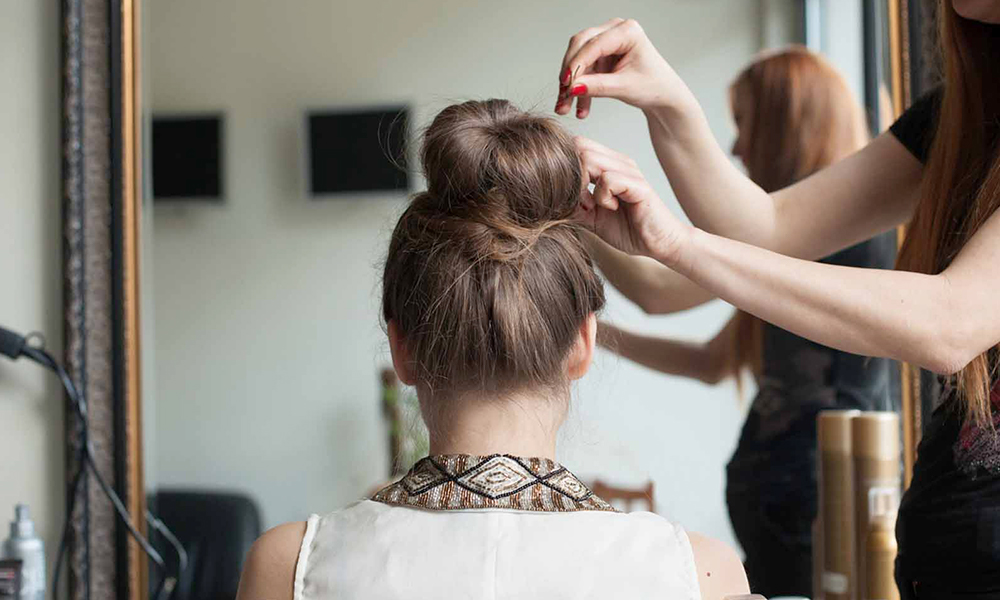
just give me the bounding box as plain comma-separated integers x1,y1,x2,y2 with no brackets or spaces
235,522,306,600
578,135,1000,377
584,230,715,314
645,109,923,260
665,207,1000,375
558,20,924,261
599,315,739,384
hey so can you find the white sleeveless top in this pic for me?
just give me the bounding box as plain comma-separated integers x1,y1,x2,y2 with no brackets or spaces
294,455,702,599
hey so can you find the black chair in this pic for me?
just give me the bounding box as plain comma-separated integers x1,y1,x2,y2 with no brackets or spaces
148,490,262,600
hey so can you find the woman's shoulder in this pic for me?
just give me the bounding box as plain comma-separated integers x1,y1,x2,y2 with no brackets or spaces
234,503,371,600
235,520,308,600
605,512,749,599
687,530,750,600
233,506,748,600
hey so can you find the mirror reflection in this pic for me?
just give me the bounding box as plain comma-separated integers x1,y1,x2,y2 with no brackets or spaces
137,1,903,599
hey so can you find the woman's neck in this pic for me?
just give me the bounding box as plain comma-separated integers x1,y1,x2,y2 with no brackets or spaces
422,389,566,460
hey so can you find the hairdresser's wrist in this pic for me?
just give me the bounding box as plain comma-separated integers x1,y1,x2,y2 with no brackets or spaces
642,87,703,137
648,223,696,279
596,321,620,350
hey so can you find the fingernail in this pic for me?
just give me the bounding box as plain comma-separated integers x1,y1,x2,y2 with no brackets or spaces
569,84,588,97
561,67,572,85
576,107,585,118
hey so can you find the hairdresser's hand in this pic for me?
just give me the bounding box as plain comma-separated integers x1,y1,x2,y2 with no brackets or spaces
596,320,622,350
555,18,693,118
575,136,691,265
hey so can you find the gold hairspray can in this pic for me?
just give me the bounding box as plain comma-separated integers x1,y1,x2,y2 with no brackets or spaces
852,412,900,599
818,410,860,600
865,487,900,600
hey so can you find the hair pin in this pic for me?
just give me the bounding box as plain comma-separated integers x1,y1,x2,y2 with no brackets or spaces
559,65,582,102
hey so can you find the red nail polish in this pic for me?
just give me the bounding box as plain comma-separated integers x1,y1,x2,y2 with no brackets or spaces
561,67,572,85
569,84,587,97
577,108,585,118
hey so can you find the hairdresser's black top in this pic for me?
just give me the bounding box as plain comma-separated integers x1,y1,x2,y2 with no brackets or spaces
890,89,1000,592
726,235,898,493
725,99,908,493
889,87,942,163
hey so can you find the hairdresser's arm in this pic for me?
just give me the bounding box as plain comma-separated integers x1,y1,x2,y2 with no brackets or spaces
583,230,714,314
559,19,923,259
578,140,1000,376
235,522,306,600
599,315,738,384
642,110,921,260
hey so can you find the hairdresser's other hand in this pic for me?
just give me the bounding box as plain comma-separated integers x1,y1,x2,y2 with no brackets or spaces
555,18,693,118
575,136,690,265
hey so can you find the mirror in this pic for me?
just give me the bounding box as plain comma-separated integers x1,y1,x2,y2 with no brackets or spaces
114,0,919,597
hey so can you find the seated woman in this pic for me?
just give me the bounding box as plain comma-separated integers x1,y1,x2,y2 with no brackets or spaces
235,99,749,600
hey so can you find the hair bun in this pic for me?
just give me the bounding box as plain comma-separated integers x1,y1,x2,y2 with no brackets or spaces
382,100,605,395
419,99,582,226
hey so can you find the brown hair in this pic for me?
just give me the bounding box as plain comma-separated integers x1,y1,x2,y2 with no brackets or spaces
382,99,605,396
897,4,1000,427
727,47,870,386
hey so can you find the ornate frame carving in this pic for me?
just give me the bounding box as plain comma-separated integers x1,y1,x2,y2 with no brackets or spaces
62,0,144,597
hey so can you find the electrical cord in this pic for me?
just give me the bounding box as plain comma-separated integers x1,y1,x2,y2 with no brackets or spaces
147,509,187,600
50,450,85,595
40,344,168,599
19,344,84,588
17,344,91,599
147,511,187,574
0,327,184,599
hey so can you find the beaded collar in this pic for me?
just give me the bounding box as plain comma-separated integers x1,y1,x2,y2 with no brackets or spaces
371,454,617,513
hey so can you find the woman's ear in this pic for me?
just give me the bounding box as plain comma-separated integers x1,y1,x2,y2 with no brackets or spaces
387,320,417,386
566,313,597,381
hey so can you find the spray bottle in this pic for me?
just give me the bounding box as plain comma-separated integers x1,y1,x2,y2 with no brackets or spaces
1,505,44,600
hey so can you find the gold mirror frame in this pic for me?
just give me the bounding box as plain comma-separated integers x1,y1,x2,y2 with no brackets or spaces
891,0,940,488
61,0,145,598
120,0,147,595
887,0,920,488
69,0,930,596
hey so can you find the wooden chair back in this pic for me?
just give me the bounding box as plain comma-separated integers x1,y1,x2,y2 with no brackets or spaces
590,479,655,513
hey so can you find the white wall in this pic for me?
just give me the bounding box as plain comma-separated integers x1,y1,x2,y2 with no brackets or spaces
760,0,805,49
813,0,866,103
148,0,792,549
0,0,64,572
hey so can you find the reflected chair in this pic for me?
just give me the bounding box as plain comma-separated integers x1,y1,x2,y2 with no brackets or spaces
148,490,262,600
590,480,655,513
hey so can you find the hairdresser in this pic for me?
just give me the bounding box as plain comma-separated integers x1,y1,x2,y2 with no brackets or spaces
555,4,1000,597
580,46,895,598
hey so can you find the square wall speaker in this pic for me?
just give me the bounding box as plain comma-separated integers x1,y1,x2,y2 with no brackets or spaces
308,107,409,196
152,115,223,201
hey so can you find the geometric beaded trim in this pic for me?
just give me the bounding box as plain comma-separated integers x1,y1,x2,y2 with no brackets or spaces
371,454,617,513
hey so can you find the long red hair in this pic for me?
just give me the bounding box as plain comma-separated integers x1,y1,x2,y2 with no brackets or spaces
727,47,869,387
896,3,1000,426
